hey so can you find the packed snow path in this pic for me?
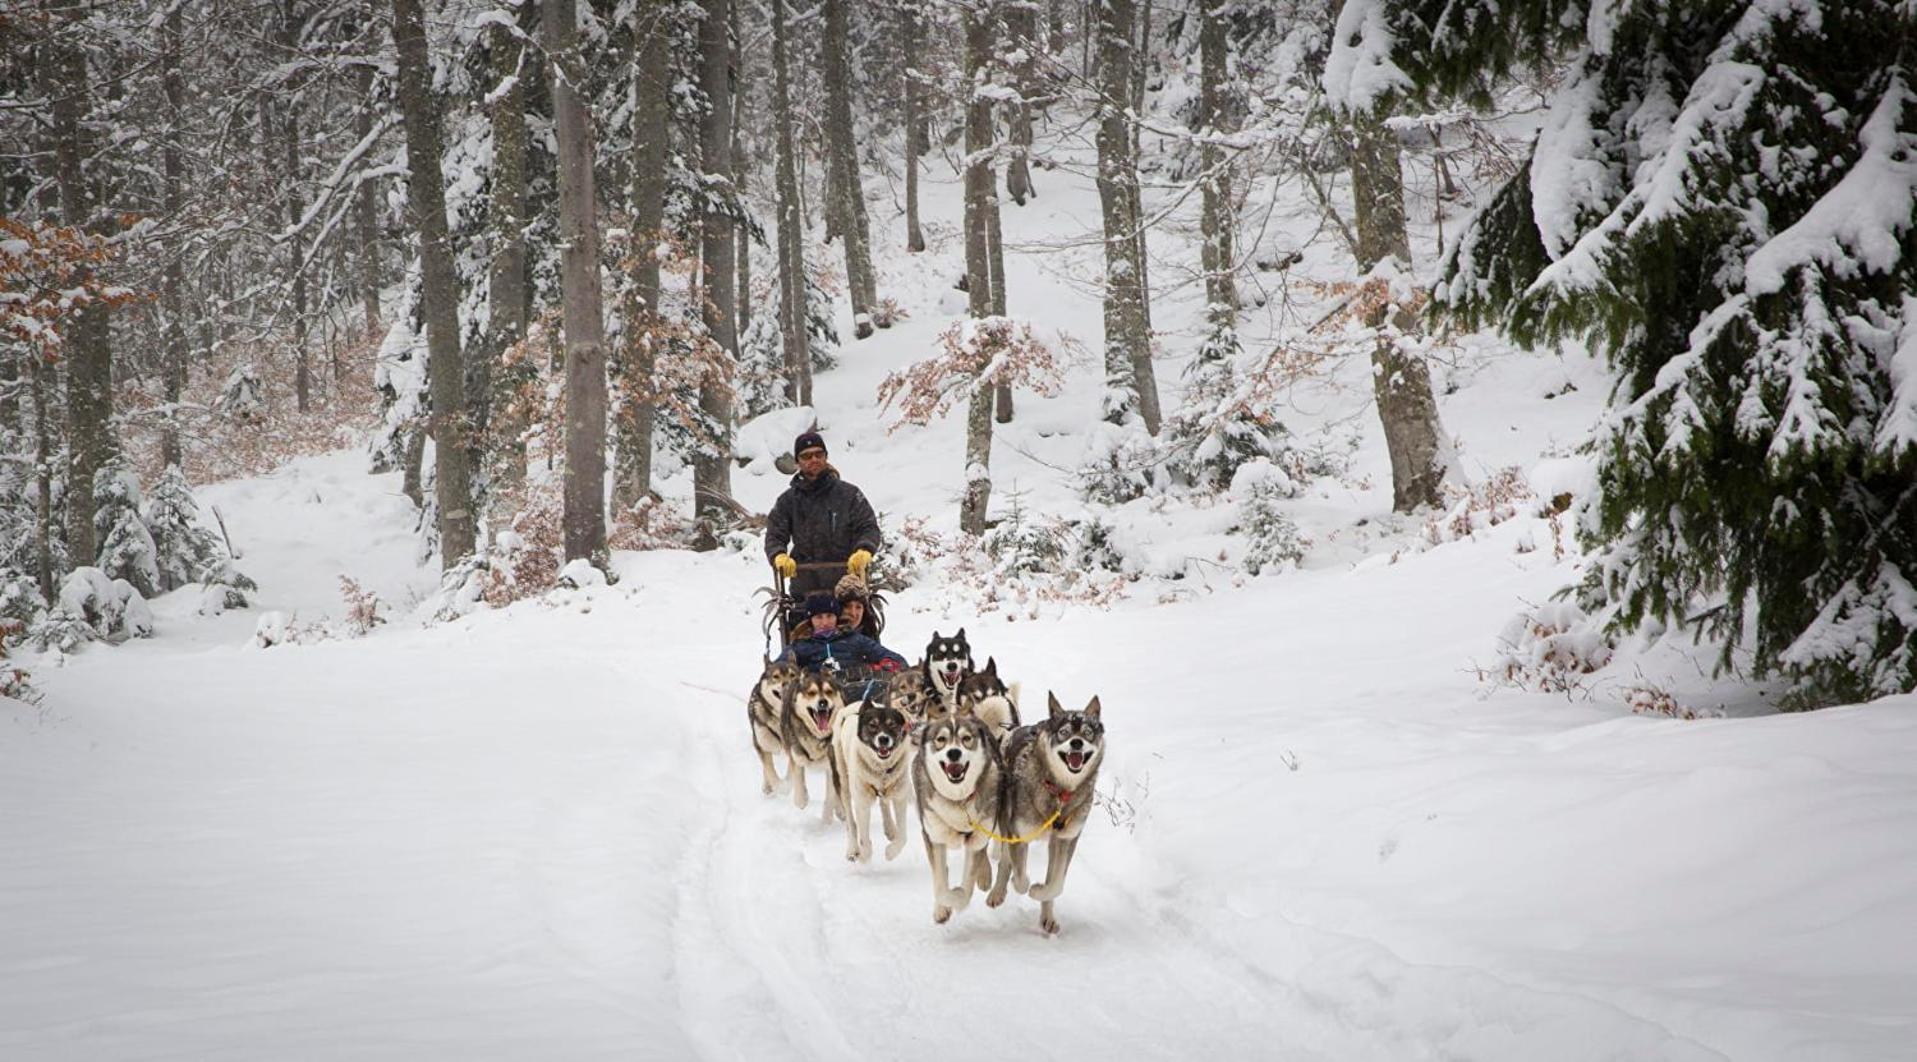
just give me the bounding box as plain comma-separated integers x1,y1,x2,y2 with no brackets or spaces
8,461,1916,1059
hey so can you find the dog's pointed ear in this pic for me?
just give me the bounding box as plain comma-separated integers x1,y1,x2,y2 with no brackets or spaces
1083,696,1102,720
1048,691,1064,719
983,656,997,677
956,627,966,641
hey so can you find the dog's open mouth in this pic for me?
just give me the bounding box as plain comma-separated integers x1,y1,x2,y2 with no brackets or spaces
942,665,960,682
810,707,833,732
1063,750,1089,772
941,761,968,783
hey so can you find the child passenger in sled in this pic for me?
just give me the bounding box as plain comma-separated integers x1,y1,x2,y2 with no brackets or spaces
780,592,908,674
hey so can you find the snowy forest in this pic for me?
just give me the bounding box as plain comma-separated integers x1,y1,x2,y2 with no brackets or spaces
4,0,1916,1057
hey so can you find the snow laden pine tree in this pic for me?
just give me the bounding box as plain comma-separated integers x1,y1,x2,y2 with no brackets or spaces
1360,0,1917,704
144,465,255,611
91,456,159,599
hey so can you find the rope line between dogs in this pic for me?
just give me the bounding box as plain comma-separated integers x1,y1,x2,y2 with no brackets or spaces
968,808,1061,845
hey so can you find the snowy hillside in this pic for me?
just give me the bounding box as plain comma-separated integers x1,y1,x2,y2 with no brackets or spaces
7,128,1917,1062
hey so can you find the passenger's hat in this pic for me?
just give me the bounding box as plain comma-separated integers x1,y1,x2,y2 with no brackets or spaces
803,591,840,618
834,574,868,603
793,430,827,458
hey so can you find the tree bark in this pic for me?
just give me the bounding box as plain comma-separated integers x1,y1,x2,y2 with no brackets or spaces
1004,0,1038,204
545,0,609,563
1131,0,1153,336
960,4,996,536
987,179,1013,423
356,66,382,336
770,0,812,404
46,22,109,565
694,0,737,543
393,0,476,566
161,3,188,468
901,0,927,253
30,358,56,604
1094,0,1159,433
1349,107,1446,513
617,0,670,511
281,0,310,413
1197,0,1236,319
823,0,880,337
732,0,752,346
481,3,530,505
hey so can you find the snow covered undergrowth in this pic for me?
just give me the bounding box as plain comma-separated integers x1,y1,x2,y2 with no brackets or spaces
8,156,1917,1062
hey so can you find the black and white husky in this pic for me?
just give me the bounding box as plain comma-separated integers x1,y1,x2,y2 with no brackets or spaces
830,698,912,863
779,670,846,822
921,629,975,708
913,711,1002,924
955,656,1021,740
987,693,1105,935
747,659,801,795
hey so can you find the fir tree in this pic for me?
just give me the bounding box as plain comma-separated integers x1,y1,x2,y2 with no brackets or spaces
91,456,159,598
1350,0,1917,704
143,465,247,596
1165,313,1292,492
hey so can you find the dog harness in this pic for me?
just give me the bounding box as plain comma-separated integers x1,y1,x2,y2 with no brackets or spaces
968,782,1078,846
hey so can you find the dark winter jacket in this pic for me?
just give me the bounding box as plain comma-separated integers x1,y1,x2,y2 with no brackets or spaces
779,627,909,672
764,467,881,570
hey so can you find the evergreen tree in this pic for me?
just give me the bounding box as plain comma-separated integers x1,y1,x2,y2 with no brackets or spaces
1351,0,1917,703
143,465,248,596
1165,317,1291,492
91,456,159,599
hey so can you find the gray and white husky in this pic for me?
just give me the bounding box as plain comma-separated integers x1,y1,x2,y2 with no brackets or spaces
955,656,1021,740
987,693,1105,935
830,698,913,863
921,629,975,709
913,711,1002,923
780,670,846,822
747,659,802,795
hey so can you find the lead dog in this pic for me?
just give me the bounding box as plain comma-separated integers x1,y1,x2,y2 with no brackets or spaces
830,698,912,863
987,693,1105,935
921,629,975,710
913,711,1002,923
780,670,846,822
747,659,801,794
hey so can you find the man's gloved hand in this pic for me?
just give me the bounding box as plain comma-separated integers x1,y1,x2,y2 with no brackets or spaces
773,553,797,578
846,549,874,578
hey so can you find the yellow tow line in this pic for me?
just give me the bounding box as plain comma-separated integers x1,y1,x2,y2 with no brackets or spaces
968,808,1061,846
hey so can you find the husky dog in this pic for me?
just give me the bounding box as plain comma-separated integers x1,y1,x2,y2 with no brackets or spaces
921,629,975,708
987,693,1105,935
886,669,937,730
955,656,1021,740
913,712,1002,923
780,670,846,821
830,699,913,863
747,659,801,794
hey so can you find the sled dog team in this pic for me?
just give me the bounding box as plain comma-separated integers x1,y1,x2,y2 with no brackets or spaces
746,627,1106,935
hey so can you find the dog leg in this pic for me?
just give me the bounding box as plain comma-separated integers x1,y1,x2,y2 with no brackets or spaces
985,842,1013,908
1039,897,1060,936
1027,836,1079,902
970,842,995,891
756,736,783,796
1010,839,1031,895
790,758,809,810
926,836,957,924
882,794,907,861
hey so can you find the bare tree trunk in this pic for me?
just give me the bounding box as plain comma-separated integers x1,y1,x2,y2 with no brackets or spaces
732,0,751,344
987,184,1013,423
823,0,880,337
770,0,812,405
901,0,926,253
30,358,56,604
1349,107,1446,513
1131,0,1153,336
694,0,737,543
544,0,609,563
393,0,475,567
482,4,530,506
281,0,310,413
1093,0,1159,433
356,67,382,336
1197,0,1236,319
1004,0,1037,205
161,4,188,468
617,0,670,511
959,3,996,536
46,24,109,565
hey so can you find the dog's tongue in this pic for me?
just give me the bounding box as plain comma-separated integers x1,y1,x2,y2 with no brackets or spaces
943,762,967,782
1065,751,1086,771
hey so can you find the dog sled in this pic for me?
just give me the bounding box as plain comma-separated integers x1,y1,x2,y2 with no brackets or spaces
760,559,896,702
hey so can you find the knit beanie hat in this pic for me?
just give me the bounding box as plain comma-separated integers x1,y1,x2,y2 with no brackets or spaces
834,574,868,603
793,430,827,458
803,591,840,618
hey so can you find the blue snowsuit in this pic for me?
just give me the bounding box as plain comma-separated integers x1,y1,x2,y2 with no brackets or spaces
780,628,908,673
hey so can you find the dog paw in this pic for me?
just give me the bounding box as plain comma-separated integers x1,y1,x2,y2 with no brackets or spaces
884,837,906,861
1028,880,1059,902
985,888,1007,908
933,905,951,924
1040,914,1060,936
940,888,972,913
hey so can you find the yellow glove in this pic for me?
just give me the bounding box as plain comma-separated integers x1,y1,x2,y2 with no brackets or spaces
846,549,874,578
773,553,797,578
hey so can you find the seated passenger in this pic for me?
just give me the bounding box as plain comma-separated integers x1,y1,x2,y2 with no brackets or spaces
780,592,908,674
834,574,882,638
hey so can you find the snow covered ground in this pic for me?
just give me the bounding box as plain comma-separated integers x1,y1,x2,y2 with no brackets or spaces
6,149,1917,1060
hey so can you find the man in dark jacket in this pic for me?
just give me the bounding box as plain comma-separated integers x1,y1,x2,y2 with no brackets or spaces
779,593,909,672
765,431,881,597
